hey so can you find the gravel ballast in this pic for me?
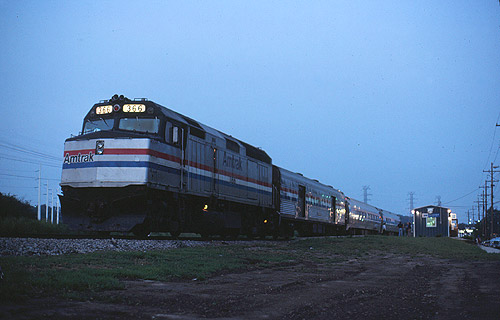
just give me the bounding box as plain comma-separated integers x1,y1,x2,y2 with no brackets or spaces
0,237,238,256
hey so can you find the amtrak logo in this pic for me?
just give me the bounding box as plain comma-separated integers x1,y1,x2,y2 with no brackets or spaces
64,152,94,164
223,152,242,171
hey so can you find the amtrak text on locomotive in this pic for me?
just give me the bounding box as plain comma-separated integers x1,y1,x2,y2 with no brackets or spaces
223,152,242,171
64,152,94,164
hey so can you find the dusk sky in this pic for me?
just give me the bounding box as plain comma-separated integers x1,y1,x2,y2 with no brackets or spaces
1,1,499,224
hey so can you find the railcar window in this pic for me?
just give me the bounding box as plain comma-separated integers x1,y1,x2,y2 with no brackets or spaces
119,118,160,134
83,119,114,134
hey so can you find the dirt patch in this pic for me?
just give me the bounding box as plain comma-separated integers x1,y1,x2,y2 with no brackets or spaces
2,245,500,319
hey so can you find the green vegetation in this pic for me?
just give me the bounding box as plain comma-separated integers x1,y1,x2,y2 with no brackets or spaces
0,192,36,219
291,236,500,261
0,236,497,303
0,216,69,236
0,245,290,302
0,192,68,236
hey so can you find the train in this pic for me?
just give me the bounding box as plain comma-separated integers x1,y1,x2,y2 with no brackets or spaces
60,95,402,238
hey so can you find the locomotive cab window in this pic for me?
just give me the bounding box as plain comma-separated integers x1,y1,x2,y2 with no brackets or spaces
83,119,115,134
119,117,160,134
165,121,173,142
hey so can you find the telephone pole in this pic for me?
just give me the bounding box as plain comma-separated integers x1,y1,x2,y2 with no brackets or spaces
407,192,416,211
474,194,484,238
46,181,49,222
37,165,41,221
483,182,488,237
362,186,372,204
483,162,499,239
479,183,489,237
435,196,442,207
477,195,481,224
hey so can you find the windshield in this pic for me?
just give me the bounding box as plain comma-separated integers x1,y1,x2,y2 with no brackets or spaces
119,118,160,134
83,119,114,134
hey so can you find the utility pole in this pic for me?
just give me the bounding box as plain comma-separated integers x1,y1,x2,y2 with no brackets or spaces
471,207,475,225
46,181,49,222
477,195,481,225
408,192,416,211
51,189,54,224
467,210,470,226
56,192,60,224
436,196,442,207
474,195,483,238
362,186,371,204
485,180,488,237
482,182,489,237
483,162,499,239
37,165,41,221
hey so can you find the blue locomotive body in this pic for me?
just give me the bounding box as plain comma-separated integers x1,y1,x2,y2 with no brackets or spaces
61,95,273,237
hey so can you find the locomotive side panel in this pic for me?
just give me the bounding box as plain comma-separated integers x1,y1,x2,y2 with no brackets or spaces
186,138,215,196
145,138,183,191
221,150,247,200
184,136,273,208
217,148,251,202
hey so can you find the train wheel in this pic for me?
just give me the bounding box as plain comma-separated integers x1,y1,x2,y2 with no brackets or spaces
200,233,210,240
224,228,239,240
170,230,181,238
131,224,150,238
169,220,181,239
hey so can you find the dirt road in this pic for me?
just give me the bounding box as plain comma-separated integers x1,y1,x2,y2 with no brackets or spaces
2,243,500,320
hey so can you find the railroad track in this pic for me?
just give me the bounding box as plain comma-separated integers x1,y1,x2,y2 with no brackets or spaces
0,232,287,241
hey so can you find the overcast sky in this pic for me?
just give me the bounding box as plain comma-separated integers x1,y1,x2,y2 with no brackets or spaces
1,1,499,223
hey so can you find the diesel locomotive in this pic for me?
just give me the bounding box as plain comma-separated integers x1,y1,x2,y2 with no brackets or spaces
60,95,401,237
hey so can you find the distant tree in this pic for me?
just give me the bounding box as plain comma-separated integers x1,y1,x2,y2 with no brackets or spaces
0,192,36,219
458,223,469,230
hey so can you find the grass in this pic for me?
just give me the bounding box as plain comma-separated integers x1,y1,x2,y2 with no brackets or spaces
0,217,69,236
290,236,500,261
0,245,290,302
1,236,497,302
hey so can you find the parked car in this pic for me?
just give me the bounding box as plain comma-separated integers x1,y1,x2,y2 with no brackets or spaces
490,240,500,249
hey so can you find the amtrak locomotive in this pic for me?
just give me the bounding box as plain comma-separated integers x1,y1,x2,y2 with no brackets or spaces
60,95,401,237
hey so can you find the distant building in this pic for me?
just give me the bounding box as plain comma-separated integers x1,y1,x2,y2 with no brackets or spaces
412,205,456,237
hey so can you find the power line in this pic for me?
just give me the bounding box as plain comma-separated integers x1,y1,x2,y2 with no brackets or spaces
0,154,61,168
492,142,500,164
0,173,60,181
443,188,479,205
483,111,500,171
0,185,37,189
0,141,60,162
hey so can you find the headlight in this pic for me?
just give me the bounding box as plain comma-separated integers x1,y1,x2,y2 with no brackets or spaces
96,105,112,115
123,104,146,113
